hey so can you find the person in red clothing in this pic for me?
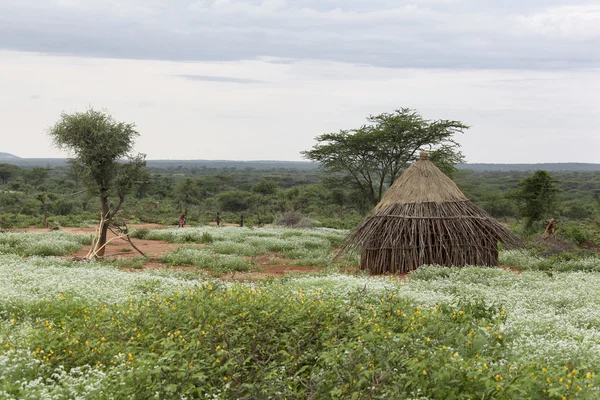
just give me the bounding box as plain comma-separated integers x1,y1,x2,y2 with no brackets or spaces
178,214,186,228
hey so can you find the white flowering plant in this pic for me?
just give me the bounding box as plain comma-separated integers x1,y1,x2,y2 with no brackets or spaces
1,253,600,398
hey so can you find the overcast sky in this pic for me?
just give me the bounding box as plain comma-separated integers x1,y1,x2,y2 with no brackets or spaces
0,0,598,162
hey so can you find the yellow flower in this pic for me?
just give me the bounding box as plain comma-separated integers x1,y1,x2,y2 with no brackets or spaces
542,367,548,372
496,385,502,391
223,377,228,381
422,370,427,376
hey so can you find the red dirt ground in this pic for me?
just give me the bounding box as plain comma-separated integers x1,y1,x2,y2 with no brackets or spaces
18,224,331,279
15,224,522,279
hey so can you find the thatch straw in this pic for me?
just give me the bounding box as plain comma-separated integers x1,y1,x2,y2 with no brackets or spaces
343,152,522,274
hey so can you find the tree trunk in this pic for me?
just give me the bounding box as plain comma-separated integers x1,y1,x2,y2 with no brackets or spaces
43,199,48,229
38,196,48,228
97,192,110,257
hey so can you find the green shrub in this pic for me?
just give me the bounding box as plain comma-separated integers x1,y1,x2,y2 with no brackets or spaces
199,232,214,244
130,228,150,240
314,215,363,230
0,213,38,229
16,285,531,399
561,225,589,244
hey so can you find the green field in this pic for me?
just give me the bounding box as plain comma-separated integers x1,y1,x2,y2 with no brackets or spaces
1,229,600,399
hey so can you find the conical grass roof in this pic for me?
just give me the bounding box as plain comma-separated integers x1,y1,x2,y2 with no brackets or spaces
344,152,522,274
376,153,468,207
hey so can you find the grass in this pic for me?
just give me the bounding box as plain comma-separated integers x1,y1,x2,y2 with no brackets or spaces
0,231,91,256
160,246,254,273
107,256,148,270
143,226,347,268
2,255,600,398
500,249,600,272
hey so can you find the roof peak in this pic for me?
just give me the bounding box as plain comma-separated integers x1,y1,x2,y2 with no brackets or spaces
376,155,467,208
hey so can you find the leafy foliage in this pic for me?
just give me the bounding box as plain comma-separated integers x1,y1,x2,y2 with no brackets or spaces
512,170,560,230
2,258,600,398
47,108,147,255
303,108,467,205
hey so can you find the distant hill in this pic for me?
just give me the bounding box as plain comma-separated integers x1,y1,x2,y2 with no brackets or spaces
1,157,599,172
456,163,600,172
0,152,21,160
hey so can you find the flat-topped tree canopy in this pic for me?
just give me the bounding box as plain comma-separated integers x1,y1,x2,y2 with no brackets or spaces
344,152,522,274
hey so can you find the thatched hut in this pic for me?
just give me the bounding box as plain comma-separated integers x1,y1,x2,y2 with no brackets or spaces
344,152,522,274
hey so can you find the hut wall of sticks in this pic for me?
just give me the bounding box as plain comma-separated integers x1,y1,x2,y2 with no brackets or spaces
343,152,522,274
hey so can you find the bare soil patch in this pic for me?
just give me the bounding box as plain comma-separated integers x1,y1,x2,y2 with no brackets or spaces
11,224,178,260
12,224,354,280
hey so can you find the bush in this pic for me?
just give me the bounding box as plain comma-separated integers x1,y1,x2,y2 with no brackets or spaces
130,228,150,240
561,225,589,244
199,232,214,244
17,284,521,399
314,215,363,230
0,213,38,229
216,190,252,212
277,212,313,228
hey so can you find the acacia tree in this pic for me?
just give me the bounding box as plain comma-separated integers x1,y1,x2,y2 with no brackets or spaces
513,170,560,230
0,163,21,184
49,108,147,257
175,178,202,215
302,108,468,206
22,167,51,227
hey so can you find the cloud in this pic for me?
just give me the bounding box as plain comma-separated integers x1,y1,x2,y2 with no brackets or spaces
0,0,598,69
515,5,600,39
1,50,599,163
175,74,267,83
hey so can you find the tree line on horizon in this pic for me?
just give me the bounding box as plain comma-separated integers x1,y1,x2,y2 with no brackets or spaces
1,107,599,249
